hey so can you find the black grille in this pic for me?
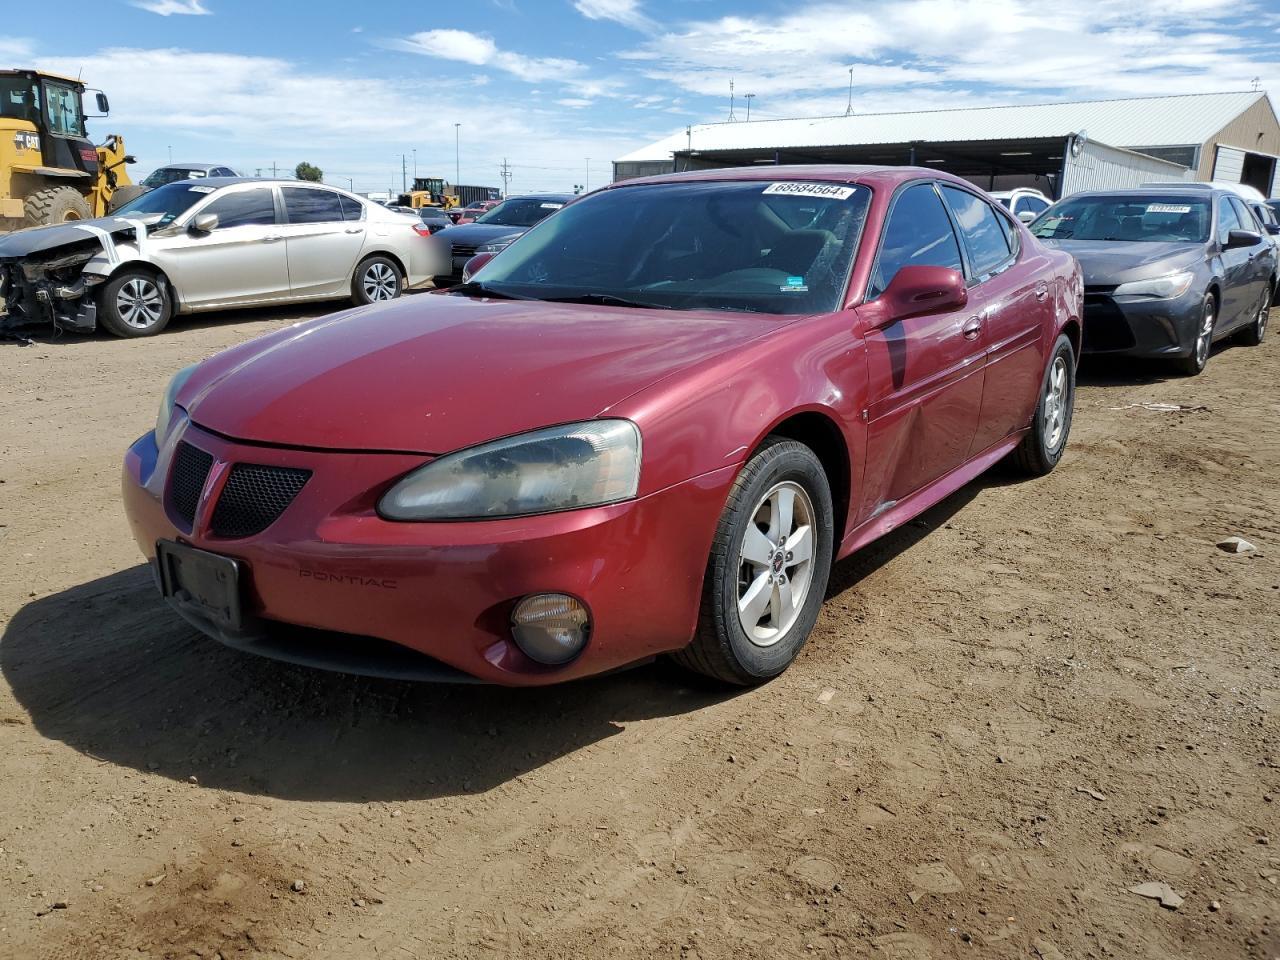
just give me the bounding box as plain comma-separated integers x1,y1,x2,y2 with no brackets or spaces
450,243,479,259
210,464,311,538
169,441,214,527
1082,294,1137,351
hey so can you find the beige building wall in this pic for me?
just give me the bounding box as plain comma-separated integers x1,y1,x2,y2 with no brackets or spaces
1198,95,1280,179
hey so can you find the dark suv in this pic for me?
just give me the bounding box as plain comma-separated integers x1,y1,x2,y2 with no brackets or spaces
1031,186,1274,374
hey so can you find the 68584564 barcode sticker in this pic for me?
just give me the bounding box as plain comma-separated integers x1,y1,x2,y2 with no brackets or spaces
762,182,855,200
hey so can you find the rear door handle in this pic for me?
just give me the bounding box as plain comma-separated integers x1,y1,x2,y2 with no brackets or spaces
262,235,282,243
962,316,982,340
1035,282,1049,302
344,227,364,234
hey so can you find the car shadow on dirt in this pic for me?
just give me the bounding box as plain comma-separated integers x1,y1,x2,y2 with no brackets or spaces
1,564,736,803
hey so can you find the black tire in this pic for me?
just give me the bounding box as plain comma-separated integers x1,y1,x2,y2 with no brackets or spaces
1237,285,1271,347
108,184,149,213
1175,292,1217,376
97,269,172,338
24,186,91,226
671,438,835,686
1009,333,1075,476
350,255,403,306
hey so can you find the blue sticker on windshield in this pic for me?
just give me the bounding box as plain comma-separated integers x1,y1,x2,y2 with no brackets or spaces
781,276,808,293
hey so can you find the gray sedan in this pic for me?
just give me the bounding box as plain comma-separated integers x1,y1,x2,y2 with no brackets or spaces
1031,186,1274,375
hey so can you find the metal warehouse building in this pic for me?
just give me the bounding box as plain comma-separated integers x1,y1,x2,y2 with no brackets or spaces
614,91,1280,199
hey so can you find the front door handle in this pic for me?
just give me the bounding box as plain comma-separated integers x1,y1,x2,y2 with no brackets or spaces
262,235,282,243
344,227,364,234
962,316,982,340
1035,282,1049,302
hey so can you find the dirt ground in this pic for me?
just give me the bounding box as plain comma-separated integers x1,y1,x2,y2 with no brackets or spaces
1,300,1277,960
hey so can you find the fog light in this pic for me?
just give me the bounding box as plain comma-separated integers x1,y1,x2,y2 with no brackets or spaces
511,593,590,665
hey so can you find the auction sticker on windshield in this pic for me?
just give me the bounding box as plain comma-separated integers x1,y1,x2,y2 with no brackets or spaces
1147,204,1192,214
540,202,563,209
762,182,856,200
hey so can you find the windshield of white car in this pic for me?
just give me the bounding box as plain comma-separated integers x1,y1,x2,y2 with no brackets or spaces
1031,195,1210,243
465,180,869,315
113,183,214,225
475,197,567,227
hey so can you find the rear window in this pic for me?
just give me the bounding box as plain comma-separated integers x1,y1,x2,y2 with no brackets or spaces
477,198,566,227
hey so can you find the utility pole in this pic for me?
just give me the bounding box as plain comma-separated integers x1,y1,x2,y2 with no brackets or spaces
845,68,854,116
499,158,512,197
727,79,737,121
745,93,755,121
401,154,407,193
254,167,262,177
270,161,279,178
168,145,172,163
412,148,417,180
454,123,461,186
585,158,590,192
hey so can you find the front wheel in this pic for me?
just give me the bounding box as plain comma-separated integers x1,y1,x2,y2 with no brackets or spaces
1175,293,1216,376
672,438,834,686
98,270,172,337
350,256,403,305
1009,332,1075,476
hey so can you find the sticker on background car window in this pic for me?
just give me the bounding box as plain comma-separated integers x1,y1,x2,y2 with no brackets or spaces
189,186,216,193
540,202,563,209
781,276,809,293
1146,204,1191,214
762,183,856,200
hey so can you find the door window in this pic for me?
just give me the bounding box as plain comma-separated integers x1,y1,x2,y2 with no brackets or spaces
43,82,84,137
940,185,1012,278
1016,196,1048,217
1230,197,1258,232
200,188,277,229
1216,196,1242,244
339,194,365,222
869,183,964,298
283,187,345,224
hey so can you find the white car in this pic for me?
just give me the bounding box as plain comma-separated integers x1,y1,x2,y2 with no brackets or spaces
989,188,1052,224
0,178,444,338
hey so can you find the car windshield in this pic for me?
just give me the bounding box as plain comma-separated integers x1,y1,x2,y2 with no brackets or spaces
114,182,214,225
465,180,870,315
476,197,566,227
1031,195,1210,243
142,168,205,188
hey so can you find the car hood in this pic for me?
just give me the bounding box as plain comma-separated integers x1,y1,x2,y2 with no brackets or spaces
183,294,789,454
1043,239,1204,286
0,216,142,257
442,222,528,247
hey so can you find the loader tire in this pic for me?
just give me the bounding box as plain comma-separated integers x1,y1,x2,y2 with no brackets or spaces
108,184,149,213
24,186,92,226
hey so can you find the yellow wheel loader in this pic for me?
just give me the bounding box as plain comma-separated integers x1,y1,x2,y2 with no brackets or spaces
0,69,134,231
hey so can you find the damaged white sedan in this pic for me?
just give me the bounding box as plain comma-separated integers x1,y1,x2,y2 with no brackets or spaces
0,178,446,338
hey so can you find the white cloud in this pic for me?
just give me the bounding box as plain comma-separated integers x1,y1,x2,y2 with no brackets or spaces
573,0,653,31
130,0,211,15
393,29,585,84
557,97,594,108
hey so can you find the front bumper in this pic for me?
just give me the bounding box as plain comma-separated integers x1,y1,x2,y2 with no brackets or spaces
122,422,733,685
1081,289,1201,358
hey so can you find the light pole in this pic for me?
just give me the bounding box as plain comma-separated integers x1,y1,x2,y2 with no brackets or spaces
745,93,755,121
454,123,461,186
167,145,172,163
412,148,417,181
845,68,854,116
585,157,590,192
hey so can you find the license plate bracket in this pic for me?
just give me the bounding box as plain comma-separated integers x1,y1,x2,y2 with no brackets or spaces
156,539,244,634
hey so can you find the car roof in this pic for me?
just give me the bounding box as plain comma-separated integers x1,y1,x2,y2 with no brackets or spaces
1140,180,1267,201
603,164,993,193
161,163,231,172
502,193,575,202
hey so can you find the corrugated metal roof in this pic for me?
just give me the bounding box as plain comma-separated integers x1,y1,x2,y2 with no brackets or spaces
617,91,1269,163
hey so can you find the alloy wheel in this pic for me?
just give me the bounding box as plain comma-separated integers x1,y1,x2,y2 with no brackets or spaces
1257,295,1270,340
116,277,163,329
1194,300,1215,369
363,262,399,301
737,481,816,647
1043,355,1069,452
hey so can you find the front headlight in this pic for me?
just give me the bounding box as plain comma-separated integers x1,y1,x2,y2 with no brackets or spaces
1112,271,1195,300
476,236,518,254
379,419,642,521
155,363,198,440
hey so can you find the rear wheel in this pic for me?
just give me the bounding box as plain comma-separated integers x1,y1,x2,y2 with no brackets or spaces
1175,293,1216,376
672,438,834,686
24,186,91,226
1237,286,1271,347
98,270,172,337
351,256,403,305
1009,333,1075,476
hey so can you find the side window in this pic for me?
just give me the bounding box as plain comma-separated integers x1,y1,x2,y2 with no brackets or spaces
869,183,964,298
1230,197,1257,232
940,185,1012,278
1023,197,1049,216
1216,196,1242,244
199,188,276,229
339,194,365,222
283,187,345,224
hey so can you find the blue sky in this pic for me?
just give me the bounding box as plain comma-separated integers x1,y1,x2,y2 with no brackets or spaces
4,0,1278,193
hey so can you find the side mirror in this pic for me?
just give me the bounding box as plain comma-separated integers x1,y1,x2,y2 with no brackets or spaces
1017,209,1037,224
1225,228,1261,250
124,155,137,164
189,213,219,234
95,92,110,114
462,251,494,282
865,265,968,328
1265,222,1280,236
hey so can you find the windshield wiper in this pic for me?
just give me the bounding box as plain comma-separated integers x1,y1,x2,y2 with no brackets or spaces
542,293,672,310
447,281,535,301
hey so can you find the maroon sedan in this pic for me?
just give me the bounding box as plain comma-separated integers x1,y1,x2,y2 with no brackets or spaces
122,166,1082,686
